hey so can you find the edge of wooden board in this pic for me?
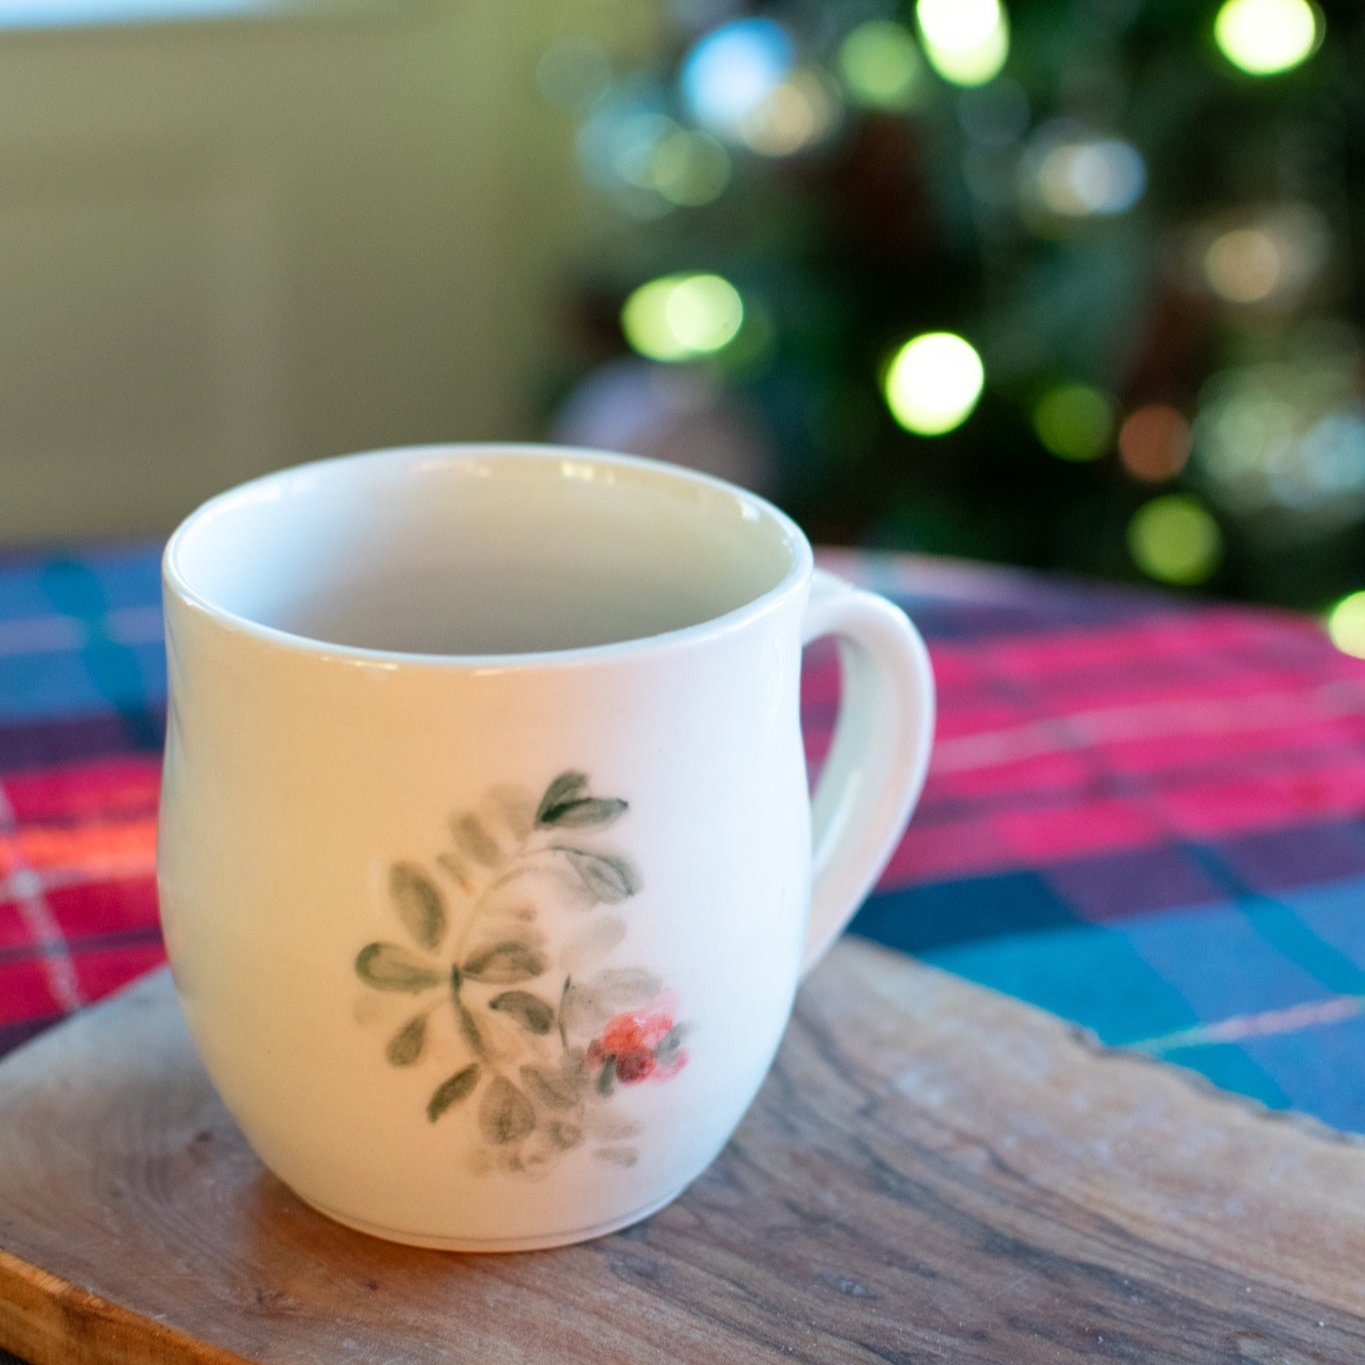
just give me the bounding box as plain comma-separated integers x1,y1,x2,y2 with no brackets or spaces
0,1247,253,1365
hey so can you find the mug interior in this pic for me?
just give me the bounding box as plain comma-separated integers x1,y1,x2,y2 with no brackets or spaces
166,446,806,656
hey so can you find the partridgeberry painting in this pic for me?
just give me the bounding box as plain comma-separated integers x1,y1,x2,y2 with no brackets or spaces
354,771,687,1175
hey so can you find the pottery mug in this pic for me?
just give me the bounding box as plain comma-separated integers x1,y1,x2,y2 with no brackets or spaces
157,444,935,1251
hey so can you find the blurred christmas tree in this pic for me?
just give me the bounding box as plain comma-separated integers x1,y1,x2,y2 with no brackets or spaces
542,0,1365,630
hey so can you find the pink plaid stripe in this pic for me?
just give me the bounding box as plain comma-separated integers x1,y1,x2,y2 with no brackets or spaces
790,600,1365,889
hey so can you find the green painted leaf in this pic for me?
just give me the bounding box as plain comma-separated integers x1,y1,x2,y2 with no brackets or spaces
535,771,588,825
480,1076,536,1146
355,943,441,993
539,797,627,829
452,814,500,867
456,997,486,1058
520,1064,577,1110
447,969,486,1058
427,1064,480,1122
385,1014,427,1066
596,1061,616,1097
655,1024,686,1065
490,991,555,1035
390,863,446,950
462,940,546,983
594,1145,638,1168
557,848,639,903
545,1121,583,1151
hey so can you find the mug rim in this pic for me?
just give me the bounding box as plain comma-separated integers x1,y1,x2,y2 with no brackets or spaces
162,443,815,670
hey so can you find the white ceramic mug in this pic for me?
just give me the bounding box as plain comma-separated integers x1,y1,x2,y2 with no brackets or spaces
157,444,934,1251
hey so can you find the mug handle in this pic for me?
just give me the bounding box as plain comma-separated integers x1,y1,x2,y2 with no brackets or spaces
800,568,936,976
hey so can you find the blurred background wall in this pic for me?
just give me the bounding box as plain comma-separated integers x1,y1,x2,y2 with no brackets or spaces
0,0,648,542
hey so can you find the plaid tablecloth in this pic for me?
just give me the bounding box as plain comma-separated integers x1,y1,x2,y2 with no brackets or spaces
2,543,1364,1131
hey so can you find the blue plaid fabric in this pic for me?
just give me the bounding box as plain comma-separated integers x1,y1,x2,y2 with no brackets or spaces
2,542,1364,1131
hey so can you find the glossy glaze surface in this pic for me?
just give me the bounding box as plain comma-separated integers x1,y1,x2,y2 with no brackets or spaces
158,444,934,1248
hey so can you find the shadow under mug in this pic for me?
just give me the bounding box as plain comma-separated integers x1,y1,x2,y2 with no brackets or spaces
157,443,935,1251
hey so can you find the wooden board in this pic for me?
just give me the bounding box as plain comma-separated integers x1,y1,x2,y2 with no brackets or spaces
1,940,1364,1365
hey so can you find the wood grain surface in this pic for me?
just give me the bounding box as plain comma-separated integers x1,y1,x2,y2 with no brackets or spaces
1,940,1363,1365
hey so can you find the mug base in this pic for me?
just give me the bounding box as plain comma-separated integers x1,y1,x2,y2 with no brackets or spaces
294,1182,690,1252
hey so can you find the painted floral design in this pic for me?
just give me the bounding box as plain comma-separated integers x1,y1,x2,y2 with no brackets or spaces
353,771,687,1174
588,1007,687,1086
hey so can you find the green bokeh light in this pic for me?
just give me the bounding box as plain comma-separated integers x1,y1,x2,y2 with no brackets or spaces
1033,384,1115,462
916,0,1009,87
837,21,928,111
1214,0,1321,75
1127,496,1224,585
884,332,985,436
1327,591,1365,660
621,273,745,362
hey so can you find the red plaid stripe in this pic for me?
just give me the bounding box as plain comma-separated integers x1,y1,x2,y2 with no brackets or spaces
801,607,1365,887
0,756,159,1028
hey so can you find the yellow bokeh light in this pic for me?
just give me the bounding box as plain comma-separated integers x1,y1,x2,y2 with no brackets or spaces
884,332,985,436
1033,384,1114,461
1327,592,1365,660
1214,0,1321,76
1127,496,1224,586
916,0,1009,87
837,21,927,111
621,274,744,363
